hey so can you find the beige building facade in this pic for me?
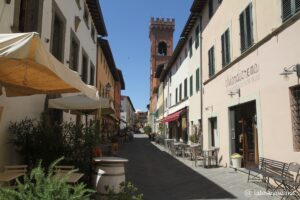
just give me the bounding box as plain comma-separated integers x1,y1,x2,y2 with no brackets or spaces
0,0,106,168
201,0,300,167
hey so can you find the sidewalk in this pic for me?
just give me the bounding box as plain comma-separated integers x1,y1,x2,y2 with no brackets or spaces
118,134,281,200
152,140,280,200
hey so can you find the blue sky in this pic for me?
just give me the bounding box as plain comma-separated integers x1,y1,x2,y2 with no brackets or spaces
101,0,193,111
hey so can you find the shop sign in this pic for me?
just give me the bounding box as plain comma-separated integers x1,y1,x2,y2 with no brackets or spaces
225,63,260,90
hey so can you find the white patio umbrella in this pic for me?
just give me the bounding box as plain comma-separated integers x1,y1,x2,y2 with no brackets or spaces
48,94,115,125
0,32,98,100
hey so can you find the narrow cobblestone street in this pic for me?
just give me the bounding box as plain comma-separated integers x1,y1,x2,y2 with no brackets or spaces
118,134,280,200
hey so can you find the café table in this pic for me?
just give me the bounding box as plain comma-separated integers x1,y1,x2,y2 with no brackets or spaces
202,148,219,168
164,138,175,150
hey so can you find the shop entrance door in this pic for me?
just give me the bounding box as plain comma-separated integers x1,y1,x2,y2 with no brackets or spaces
229,101,258,167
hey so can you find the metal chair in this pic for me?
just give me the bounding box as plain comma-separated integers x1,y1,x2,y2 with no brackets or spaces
193,146,204,167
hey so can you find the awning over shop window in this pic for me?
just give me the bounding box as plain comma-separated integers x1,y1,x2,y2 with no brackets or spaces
161,108,186,123
0,32,98,100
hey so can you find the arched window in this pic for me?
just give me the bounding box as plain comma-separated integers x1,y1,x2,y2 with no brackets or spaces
158,42,167,56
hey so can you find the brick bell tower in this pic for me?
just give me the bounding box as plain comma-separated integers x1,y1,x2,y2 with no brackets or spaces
149,17,175,117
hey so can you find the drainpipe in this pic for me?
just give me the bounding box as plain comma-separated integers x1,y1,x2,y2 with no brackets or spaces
200,16,203,137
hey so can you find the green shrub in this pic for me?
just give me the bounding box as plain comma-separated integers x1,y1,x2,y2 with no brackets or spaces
0,158,94,200
143,126,152,135
9,116,101,185
189,133,199,143
106,181,143,200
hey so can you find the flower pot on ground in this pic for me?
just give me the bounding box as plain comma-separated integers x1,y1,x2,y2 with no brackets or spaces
231,153,243,168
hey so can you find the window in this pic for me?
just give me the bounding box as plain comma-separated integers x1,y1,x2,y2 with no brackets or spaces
209,0,214,19
91,25,95,42
184,78,188,98
169,72,172,85
69,32,79,71
179,84,182,101
158,42,167,56
208,46,215,77
189,38,193,58
81,51,88,83
290,86,300,151
18,0,43,33
190,75,193,96
221,28,231,67
282,0,300,21
196,68,200,91
195,25,200,49
170,94,172,107
240,3,253,52
51,7,66,62
176,88,178,104
90,62,95,85
165,98,168,109
83,4,89,28
184,47,188,58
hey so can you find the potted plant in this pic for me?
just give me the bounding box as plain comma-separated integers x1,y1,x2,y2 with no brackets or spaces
231,153,243,168
189,133,199,144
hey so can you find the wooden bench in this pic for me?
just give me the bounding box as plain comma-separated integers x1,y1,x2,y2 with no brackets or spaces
54,165,83,184
247,157,288,191
4,165,27,173
0,165,27,188
54,165,76,173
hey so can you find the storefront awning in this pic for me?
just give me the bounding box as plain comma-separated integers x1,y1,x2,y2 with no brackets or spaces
161,108,186,123
0,32,98,100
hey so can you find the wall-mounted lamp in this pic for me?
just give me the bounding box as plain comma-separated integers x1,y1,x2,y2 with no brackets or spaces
5,0,11,4
228,88,240,97
44,38,50,43
280,64,300,78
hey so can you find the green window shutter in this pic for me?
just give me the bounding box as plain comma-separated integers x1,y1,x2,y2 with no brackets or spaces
209,0,213,19
208,47,215,77
296,0,300,11
282,0,300,21
239,10,246,52
240,3,253,52
196,68,200,91
221,33,225,67
184,78,188,98
282,0,292,21
222,29,231,67
225,29,231,64
175,88,178,104
212,47,215,75
189,38,193,58
190,76,193,96
179,84,182,101
245,4,253,48
195,25,200,49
